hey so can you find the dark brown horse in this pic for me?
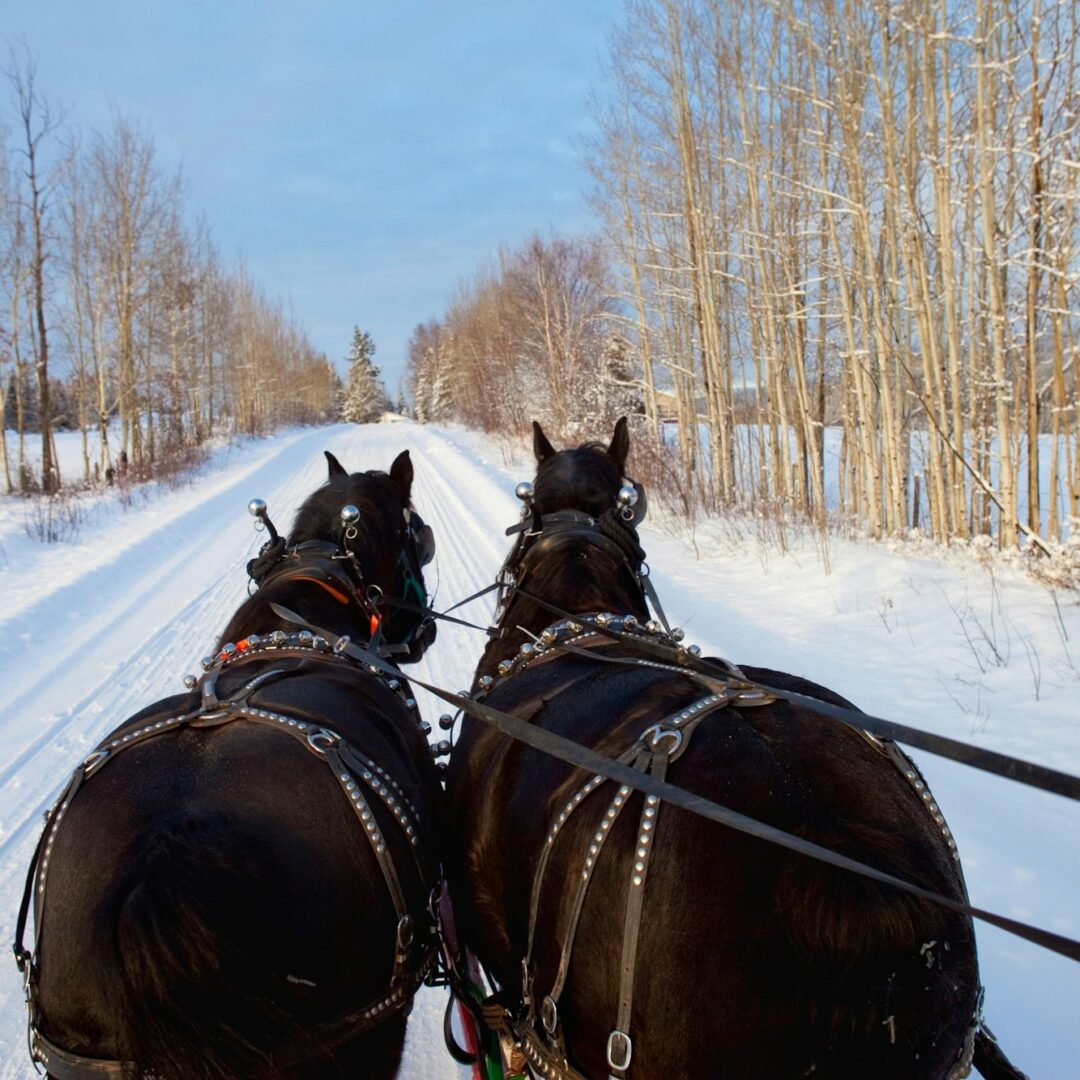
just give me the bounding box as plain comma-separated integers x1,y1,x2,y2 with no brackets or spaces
16,451,441,1080
446,419,983,1079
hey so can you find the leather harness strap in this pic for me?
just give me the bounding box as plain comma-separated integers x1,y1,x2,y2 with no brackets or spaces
291,573,353,605
519,681,759,1079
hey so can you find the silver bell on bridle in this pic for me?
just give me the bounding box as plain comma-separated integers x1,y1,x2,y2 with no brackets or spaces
515,481,534,502
340,504,360,541
617,482,639,520
247,497,281,543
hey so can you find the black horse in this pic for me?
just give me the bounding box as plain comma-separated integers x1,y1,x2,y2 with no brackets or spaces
446,420,984,1079
16,450,441,1080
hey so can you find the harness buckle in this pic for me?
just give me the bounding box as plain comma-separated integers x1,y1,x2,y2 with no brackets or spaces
520,958,533,1006
306,728,340,754
606,1029,633,1071
541,995,559,1034
82,749,110,775
641,724,682,756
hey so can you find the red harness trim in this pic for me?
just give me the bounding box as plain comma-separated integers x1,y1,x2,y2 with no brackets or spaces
282,575,381,641
292,575,353,606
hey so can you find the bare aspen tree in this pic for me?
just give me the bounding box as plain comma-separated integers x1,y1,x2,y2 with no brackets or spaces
59,147,94,482
5,187,30,490
6,50,63,492
975,0,1018,544
89,115,162,465
0,127,14,492
585,98,661,438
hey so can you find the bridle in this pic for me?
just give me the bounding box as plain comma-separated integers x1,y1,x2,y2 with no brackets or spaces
493,474,661,630
247,495,436,663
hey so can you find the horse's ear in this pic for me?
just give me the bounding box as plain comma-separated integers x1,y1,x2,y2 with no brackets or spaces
608,416,630,472
324,451,347,480
533,421,556,463
389,450,413,499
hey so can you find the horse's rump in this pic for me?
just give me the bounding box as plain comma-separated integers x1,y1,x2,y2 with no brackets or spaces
450,657,979,1079
35,662,438,1078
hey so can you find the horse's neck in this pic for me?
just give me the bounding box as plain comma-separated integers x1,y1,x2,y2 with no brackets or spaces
218,577,367,648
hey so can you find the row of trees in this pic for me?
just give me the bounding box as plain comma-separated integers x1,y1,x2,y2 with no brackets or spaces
406,234,640,437
1,52,337,494
409,0,1078,551
587,0,1078,548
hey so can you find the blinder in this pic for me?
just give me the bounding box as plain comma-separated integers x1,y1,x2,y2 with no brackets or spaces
406,508,436,568
374,507,437,664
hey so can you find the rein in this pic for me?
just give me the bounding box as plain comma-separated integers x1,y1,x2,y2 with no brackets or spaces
14,635,439,1080
383,524,1080,802
271,603,1080,967
507,585,1080,802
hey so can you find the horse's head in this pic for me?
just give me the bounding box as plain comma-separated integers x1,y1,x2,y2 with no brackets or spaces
231,450,436,662
493,417,649,637
531,416,634,519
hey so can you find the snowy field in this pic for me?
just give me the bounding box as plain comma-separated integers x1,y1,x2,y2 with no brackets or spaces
1,421,1077,1078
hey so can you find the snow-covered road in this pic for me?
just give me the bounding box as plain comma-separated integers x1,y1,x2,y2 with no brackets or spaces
2,421,1077,1077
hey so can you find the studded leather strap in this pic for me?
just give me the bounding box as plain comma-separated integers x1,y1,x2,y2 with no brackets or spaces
16,652,435,1079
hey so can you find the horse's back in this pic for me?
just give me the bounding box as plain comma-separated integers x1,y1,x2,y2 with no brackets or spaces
36,671,437,1077
449,660,979,1079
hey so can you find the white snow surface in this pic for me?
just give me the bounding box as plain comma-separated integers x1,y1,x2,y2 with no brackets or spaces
1,421,1077,1078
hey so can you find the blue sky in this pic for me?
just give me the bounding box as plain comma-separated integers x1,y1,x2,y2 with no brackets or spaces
2,1,623,392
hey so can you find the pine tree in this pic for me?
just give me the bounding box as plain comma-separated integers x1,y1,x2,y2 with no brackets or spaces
340,327,388,423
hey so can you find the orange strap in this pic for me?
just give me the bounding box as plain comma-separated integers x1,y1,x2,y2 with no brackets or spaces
292,575,352,606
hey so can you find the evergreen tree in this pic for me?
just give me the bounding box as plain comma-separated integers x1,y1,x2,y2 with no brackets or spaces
394,388,410,417
340,327,388,423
